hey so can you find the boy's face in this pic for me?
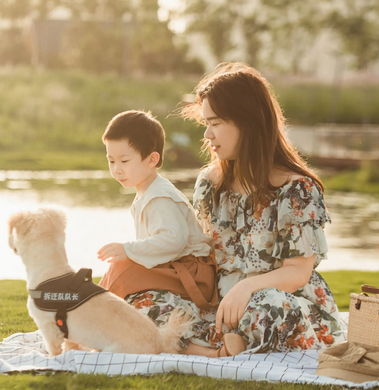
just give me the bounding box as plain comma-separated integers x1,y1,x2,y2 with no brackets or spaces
105,139,154,192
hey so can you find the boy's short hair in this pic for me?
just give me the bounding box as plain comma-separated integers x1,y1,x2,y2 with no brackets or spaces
102,110,165,168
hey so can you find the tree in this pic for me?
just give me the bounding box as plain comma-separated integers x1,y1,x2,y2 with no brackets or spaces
59,0,133,74
61,21,126,74
60,0,196,75
184,0,236,63
327,0,379,70
0,0,31,23
62,0,132,21
30,0,64,19
261,0,328,73
179,0,328,72
128,0,198,74
0,0,31,65
242,14,267,67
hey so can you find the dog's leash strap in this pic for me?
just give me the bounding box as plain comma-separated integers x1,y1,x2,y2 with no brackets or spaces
68,268,93,290
56,306,69,338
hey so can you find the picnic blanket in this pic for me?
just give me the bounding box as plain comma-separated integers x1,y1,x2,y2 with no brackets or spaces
1,313,378,388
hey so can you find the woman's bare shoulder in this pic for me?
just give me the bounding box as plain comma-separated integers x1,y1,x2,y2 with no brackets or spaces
201,165,220,185
289,173,305,183
270,168,305,187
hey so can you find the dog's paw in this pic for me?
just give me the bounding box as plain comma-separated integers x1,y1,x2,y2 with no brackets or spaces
63,340,82,352
63,340,97,352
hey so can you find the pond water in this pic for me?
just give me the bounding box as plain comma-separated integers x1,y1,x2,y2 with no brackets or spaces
1,169,378,280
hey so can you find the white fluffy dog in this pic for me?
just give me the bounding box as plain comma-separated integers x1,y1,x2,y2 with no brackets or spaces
8,207,193,357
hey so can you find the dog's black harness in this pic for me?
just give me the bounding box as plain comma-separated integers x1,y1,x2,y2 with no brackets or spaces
28,268,107,338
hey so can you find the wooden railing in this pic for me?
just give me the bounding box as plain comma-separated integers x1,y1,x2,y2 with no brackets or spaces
287,124,379,167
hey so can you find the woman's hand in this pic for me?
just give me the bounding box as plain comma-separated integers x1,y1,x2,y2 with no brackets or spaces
214,254,315,333
215,278,253,333
97,243,128,263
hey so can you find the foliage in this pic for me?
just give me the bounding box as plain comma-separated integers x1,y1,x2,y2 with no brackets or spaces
58,0,201,75
179,0,379,73
0,0,31,66
0,27,30,66
323,161,379,194
30,0,64,19
359,160,379,183
242,14,267,67
61,21,126,74
128,0,192,75
0,69,379,171
61,0,132,21
0,68,205,170
2,0,379,74
327,0,379,70
0,0,204,75
273,83,379,125
261,0,329,73
0,0,30,20
185,0,238,63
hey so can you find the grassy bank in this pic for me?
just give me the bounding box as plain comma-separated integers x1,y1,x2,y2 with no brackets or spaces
1,271,378,389
0,372,355,390
0,68,204,170
323,161,379,195
1,67,379,171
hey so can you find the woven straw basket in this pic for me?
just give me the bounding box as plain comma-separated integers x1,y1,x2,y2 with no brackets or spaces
348,285,379,347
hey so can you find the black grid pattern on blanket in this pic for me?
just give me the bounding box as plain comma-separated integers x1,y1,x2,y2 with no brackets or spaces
1,314,378,388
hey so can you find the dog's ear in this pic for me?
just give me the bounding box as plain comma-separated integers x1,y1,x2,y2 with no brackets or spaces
8,234,17,253
40,207,67,232
8,211,33,237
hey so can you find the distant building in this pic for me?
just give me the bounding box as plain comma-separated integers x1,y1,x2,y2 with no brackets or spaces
28,19,71,67
27,19,132,71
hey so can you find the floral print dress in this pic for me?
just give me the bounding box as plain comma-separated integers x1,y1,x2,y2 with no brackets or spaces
191,169,345,353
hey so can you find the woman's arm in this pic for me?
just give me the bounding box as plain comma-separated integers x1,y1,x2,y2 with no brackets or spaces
215,254,315,333
247,254,315,294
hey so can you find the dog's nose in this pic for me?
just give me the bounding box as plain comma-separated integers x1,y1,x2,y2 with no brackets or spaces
13,248,17,254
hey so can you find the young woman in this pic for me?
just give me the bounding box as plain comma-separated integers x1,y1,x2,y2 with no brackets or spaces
180,62,345,356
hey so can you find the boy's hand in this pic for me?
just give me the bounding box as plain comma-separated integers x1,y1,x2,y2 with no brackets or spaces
97,243,128,263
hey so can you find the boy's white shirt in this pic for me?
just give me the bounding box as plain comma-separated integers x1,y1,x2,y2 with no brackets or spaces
123,174,214,268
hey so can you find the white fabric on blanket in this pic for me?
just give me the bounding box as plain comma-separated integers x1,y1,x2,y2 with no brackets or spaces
1,313,378,388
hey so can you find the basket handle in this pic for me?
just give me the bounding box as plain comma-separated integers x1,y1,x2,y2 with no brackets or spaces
361,284,379,294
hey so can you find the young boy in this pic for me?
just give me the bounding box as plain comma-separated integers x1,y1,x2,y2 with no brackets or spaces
97,110,214,268
97,111,217,348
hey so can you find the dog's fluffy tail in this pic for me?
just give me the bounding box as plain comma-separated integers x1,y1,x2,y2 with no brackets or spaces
158,307,195,354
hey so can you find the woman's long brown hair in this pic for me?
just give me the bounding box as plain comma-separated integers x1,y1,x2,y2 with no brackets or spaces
181,62,323,207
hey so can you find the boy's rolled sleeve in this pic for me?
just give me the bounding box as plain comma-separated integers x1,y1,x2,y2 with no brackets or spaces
123,197,189,268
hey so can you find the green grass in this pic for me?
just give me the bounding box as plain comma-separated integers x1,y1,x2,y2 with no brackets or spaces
321,271,379,311
274,83,379,125
1,67,379,171
323,161,379,195
0,373,354,390
1,271,378,389
0,67,205,171
0,150,109,171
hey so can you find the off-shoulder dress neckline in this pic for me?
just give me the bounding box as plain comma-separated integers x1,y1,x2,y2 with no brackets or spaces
204,176,311,199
